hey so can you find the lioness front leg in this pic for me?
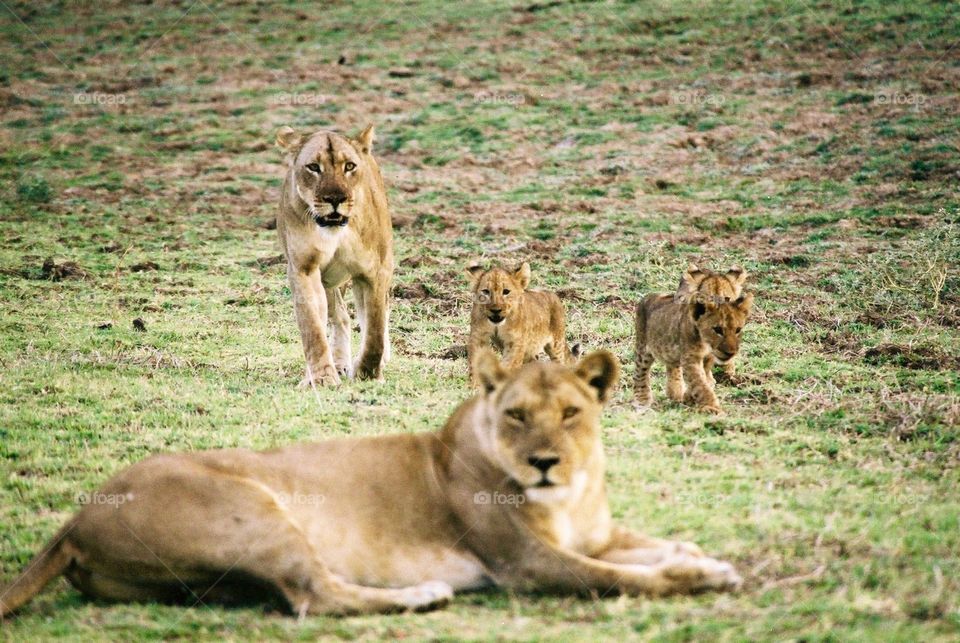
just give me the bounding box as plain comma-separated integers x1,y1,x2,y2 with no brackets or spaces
289,267,339,387
596,526,705,566
514,542,740,597
354,273,389,380
681,358,721,413
326,285,352,378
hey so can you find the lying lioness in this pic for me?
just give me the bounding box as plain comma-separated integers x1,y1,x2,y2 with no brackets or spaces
0,351,740,618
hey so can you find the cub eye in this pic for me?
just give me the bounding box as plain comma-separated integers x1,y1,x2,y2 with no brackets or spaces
305,163,321,173
735,327,742,334
344,161,356,172
481,289,490,296
712,326,724,335
562,407,580,420
502,289,511,295
505,408,525,423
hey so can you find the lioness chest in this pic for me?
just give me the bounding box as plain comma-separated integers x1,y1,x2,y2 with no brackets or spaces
285,223,380,287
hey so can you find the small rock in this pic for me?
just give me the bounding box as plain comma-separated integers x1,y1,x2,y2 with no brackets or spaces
132,318,147,332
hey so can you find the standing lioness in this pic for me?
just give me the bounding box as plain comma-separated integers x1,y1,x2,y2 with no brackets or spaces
276,124,393,386
0,351,740,618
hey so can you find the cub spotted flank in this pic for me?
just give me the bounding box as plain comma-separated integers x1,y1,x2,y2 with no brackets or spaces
675,264,748,380
634,289,753,414
466,262,575,388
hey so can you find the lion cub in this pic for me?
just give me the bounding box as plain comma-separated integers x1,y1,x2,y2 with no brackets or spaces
675,264,748,380
634,289,753,414
467,262,573,386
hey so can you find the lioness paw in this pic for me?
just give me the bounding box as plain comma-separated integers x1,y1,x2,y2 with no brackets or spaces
400,580,454,612
660,555,742,593
299,364,341,388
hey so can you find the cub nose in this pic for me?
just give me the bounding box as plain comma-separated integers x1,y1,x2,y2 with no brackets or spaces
528,456,560,473
323,194,346,207
489,307,502,315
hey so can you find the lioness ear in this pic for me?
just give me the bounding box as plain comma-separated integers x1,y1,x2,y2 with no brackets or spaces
727,266,748,287
466,265,485,288
574,350,620,403
734,292,754,315
473,349,507,395
275,126,302,153
356,124,375,154
514,262,531,289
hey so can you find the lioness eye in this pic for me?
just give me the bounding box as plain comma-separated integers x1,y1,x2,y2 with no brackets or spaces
713,326,723,335
735,327,742,334
505,409,525,422
502,289,511,295
344,161,356,172
562,407,579,420
305,163,321,173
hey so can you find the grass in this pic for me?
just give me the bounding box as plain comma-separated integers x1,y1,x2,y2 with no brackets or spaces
1,0,959,640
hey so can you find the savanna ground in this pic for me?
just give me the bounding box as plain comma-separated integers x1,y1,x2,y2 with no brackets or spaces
1,0,959,640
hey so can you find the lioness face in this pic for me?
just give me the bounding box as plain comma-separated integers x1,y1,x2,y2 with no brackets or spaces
473,349,620,501
467,263,531,324
276,125,374,228
692,293,753,364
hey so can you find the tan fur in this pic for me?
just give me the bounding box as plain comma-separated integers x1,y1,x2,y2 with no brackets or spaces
0,352,740,618
466,262,573,387
634,291,753,414
276,124,393,386
675,265,748,380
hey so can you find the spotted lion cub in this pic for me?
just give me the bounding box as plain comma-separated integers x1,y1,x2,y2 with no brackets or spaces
634,290,753,414
675,264,748,380
467,262,574,387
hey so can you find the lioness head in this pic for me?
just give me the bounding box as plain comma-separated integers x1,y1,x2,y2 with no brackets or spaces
691,293,753,364
472,349,619,502
466,263,531,324
275,124,375,228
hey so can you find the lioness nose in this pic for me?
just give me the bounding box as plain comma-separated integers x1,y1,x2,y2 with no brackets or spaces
489,307,502,314
323,194,346,207
528,456,560,473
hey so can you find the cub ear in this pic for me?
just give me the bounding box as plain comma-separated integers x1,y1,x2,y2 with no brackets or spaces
465,265,485,287
574,350,620,403
275,126,302,153
734,292,754,315
682,264,705,287
513,262,531,289
356,124,375,154
473,349,507,395
727,266,748,287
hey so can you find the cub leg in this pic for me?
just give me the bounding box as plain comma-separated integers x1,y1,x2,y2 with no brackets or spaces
722,357,737,379
665,365,685,402
633,351,655,406
288,266,339,387
682,358,721,413
545,298,574,363
467,326,494,388
702,355,716,387
326,285,352,379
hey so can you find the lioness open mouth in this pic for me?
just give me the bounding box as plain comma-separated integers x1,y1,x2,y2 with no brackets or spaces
314,212,349,227
488,314,504,324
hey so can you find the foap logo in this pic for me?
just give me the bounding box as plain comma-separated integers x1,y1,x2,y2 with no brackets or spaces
473,491,526,506
473,91,525,106
73,92,128,106
671,91,725,107
277,491,326,507
274,93,330,107
875,91,926,107
76,491,133,507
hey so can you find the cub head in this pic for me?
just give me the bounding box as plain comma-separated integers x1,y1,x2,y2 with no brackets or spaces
472,349,620,503
691,293,753,364
678,264,748,304
275,124,376,228
466,262,531,325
